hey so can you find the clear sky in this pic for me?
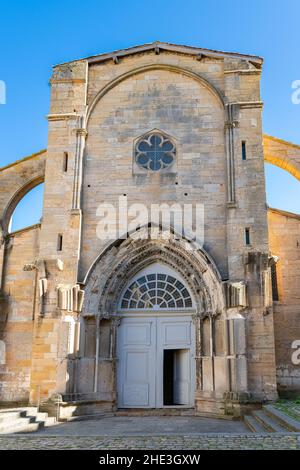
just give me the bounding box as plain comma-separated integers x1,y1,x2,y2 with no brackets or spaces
1,0,300,231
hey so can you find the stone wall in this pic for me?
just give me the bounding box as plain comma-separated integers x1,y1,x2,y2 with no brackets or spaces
268,208,300,396
0,44,288,410
78,51,269,283
0,226,40,403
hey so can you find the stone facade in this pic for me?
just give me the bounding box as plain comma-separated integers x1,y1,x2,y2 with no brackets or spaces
268,208,300,396
0,42,299,417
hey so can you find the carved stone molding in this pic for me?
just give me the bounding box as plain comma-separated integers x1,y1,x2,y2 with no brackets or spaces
225,103,239,204
82,228,226,319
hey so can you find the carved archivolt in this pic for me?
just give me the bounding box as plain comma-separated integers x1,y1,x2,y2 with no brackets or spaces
82,228,226,318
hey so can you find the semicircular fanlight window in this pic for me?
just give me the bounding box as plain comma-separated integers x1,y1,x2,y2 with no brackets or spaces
121,273,192,309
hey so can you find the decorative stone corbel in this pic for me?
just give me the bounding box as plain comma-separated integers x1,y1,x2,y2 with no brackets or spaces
224,280,247,308
23,258,63,315
56,284,85,313
245,251,269,271
268,254,279,267
24,259,47,314
245,251,274,313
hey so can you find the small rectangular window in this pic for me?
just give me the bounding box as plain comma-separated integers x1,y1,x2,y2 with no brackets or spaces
245,228,251,245
63,152,68,172
57,234,63,251
242,141,247,160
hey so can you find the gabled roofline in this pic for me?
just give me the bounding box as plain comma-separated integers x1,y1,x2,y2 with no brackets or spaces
268,207,300,220
54,41,263,68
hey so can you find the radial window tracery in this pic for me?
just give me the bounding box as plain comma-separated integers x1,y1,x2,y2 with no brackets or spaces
135,132,175,171
120,273,193,309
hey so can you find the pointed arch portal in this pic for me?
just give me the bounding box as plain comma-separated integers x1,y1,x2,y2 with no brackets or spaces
75,229,235,410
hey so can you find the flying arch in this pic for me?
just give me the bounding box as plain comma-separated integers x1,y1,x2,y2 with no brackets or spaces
263,134,300,182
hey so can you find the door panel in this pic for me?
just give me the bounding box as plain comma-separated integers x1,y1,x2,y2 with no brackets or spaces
174,349,190,405
117,318,156,408
161,320,191,346
117,316,194,408
156,317,194,407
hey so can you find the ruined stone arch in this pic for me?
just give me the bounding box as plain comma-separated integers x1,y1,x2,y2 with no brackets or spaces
263,134,300,183
82,227,226,319
0,150,46,236
2,176,44,234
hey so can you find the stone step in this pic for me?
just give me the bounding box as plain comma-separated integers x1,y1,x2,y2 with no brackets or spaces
115,408,195,417
263,405,300,432
252,410,287,432
0,417,37,434
244,415,268,433
0,407,57,434
0,407,38,415
5,422,43,434
0,411,24,424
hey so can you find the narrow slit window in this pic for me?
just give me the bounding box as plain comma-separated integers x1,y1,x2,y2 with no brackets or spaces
63,152,68,172
271,263,279,301
57,234,63,251
242,141,247,160
245,228,251,245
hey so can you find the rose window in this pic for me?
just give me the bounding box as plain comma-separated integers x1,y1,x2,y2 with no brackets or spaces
135,132,175,171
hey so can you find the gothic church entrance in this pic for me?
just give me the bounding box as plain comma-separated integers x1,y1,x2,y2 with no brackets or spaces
116,264,196,408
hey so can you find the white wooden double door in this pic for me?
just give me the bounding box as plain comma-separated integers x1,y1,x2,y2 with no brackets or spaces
117,316,195,408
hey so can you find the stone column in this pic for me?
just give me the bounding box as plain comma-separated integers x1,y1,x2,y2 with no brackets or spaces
227,317,248,393
0,230,5,293
111,317,121,405
93,316,101,393
194,315,203,391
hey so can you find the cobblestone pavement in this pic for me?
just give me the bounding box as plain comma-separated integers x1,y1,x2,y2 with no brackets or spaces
0,416,300,449
0,434,299,450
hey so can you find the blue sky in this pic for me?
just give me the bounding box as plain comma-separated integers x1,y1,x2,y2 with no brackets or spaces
1,0,300,230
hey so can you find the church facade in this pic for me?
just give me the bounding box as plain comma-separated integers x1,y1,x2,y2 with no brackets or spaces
0,42,299,418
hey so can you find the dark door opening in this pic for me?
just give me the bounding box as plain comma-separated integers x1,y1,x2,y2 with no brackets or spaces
163,348,189,406
163,349,174,405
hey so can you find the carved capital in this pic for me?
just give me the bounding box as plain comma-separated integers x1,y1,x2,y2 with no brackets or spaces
225,120,239,130
76,128,88,138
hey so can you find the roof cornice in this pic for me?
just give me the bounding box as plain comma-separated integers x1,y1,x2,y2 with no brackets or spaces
54,41,263,68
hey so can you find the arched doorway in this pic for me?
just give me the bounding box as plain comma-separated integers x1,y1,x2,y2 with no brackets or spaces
116,263,196,408
78,228,232,415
